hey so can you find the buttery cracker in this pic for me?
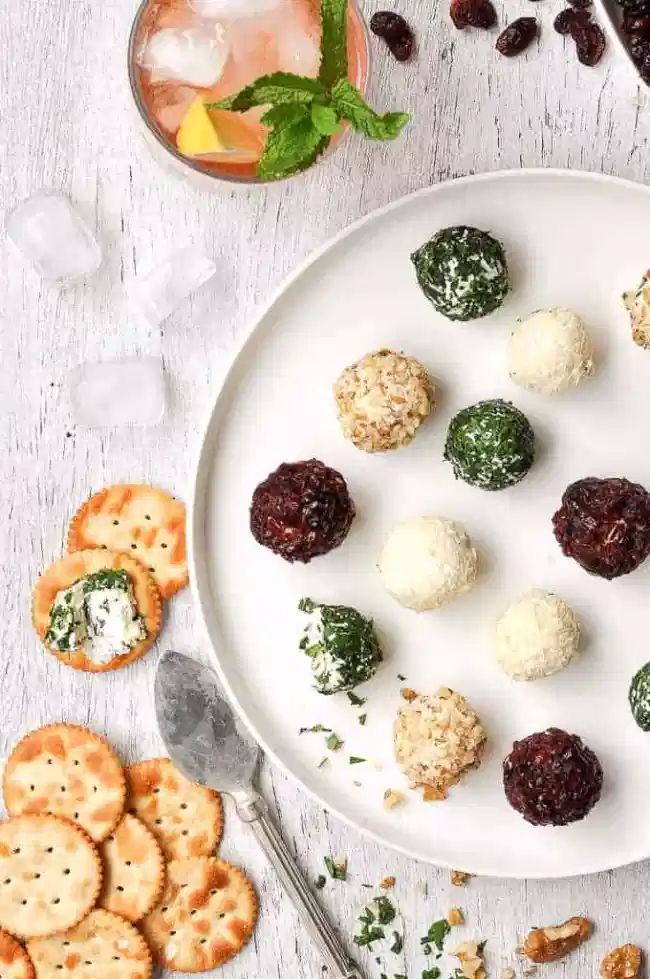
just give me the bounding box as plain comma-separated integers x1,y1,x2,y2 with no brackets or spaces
99,814,165,922
0,929,36,979
141,857,257,972
68,484,187,598
3,724,126,842
0,815,102,939
27,909,152,979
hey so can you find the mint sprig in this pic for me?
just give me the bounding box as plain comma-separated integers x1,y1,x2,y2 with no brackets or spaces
208,0,409,180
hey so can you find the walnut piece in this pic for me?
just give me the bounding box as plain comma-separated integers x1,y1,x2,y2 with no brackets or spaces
453,941,487,979
383,788,405,810
601,945,642,979
451,869,472,886
379,876,396,890
448,907,464,926
400,687,418,702
523,916,592,963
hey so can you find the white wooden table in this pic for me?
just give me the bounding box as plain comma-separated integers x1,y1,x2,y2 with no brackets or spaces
2,1,650,976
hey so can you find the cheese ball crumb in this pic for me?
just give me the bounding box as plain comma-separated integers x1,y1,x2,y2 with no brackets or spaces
378,516,479,611
333,349,435,453
394,689,487,799
507,308,595,395
492,589,581,681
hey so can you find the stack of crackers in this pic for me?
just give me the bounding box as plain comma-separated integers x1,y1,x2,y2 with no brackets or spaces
0,724,258,977
32,484,188,673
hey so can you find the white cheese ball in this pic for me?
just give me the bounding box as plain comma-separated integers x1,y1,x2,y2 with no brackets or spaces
378,517,479,611
492,589,581,681
507,308,595,395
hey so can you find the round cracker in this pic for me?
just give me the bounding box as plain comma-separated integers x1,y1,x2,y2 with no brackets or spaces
27,909,152,979
99,815,164,923
3,724,126,844
125,759,223,861
0,815,102,939
68,485,187,599
141,858,257,972
0,929,35,979
32,550,162,673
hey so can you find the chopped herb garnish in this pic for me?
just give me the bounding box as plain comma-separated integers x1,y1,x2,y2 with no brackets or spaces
397,673,407,681
347,691,367,707
299,724,332,735
422,945,432,956
324,856,347,880
390,931,404,954
358,713,368,726
314,875,326,890
374,896,396,925
317,757,328,769
422,970,441,979
394,974,408,979
420,919,451,952
349,756,366,765
326,732,344,752
354,924,385,949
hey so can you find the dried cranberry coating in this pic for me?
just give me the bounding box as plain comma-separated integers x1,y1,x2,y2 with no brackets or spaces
503,728,603,826
552,477,650,579
450,0,497,30
250,459,355,563
496,17,538,55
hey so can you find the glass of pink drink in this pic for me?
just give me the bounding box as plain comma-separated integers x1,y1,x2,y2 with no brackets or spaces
128,0,369,185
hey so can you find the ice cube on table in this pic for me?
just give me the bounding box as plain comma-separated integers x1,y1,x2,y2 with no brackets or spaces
189,0,286,20
68,357,166,427
6,191,101,281
142,25,230,87
131,245,216,328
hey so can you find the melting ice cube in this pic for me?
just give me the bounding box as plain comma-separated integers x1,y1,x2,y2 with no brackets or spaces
130,245,217,328
142,25,230,87
6,191,101,281
189,0,286,20
68,357,166,427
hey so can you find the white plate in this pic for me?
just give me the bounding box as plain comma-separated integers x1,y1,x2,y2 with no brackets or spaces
190,170,650,879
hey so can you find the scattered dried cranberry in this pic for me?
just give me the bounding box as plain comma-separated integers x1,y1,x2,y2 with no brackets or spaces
496,17,538,54
250,459,355,564
503,729,603,827
370,11,415,60
450,0,497,29
553,8,591,34
572,20,606,63
553,476,650,579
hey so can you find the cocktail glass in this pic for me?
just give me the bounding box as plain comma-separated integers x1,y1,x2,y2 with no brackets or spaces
128,0,370,188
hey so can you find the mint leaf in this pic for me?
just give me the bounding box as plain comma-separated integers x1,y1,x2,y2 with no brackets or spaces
211,72,326,112
257,117,329,180
319,0,348,88
311,102,341,136
331,79,409,141
261,104,310,128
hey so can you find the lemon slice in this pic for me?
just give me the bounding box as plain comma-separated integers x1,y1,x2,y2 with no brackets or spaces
176,97,225,157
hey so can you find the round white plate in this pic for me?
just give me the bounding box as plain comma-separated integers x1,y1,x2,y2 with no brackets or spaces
190,170,650,878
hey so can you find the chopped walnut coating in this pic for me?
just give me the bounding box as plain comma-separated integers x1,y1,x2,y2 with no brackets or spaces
454,940,487,979
601,945,642,979
451,869,472,886
523,916,592,963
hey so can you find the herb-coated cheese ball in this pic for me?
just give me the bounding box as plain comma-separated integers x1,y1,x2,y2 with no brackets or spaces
444,399,535,491
298,598,382,695
410,226,509,322
492,589,581,681
507,308,595,395
378,516,479,611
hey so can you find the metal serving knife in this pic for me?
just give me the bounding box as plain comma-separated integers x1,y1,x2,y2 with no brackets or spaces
155,649,363,979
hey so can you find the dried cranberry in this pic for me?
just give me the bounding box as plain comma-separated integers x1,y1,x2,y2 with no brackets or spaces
553,476,650,578
370,10,415,60
250,459,355,564
496,17,538,54
553,8,590,33
503,729,603,827
450,0,497,29
572,21,606,64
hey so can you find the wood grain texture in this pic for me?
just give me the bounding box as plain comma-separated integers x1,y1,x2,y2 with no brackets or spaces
2,0,650,976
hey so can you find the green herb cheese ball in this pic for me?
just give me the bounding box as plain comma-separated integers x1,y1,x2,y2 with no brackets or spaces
629,662,650,731
444,398,535,491
411,226,510,321
298,598,383,695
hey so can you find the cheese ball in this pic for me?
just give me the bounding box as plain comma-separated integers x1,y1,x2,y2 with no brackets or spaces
378,516,479,611
394,688,487,799
492,589,581,681
333,349,435,453
444,399,535,491
411,226,509,322
298,597,382,695
507,308,595,395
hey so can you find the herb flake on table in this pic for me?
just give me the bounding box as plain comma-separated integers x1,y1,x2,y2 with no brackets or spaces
358,713,368,726
326,732,344,751
324,855,347,880
349,755,366,764
422,970,441,979
347,691,367,707
420,919,451,952
314,874,327,889
299,724,332,734
390,930,404,954
207,0,408,179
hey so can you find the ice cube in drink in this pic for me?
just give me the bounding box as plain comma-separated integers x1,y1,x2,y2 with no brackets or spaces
130,0,368,181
